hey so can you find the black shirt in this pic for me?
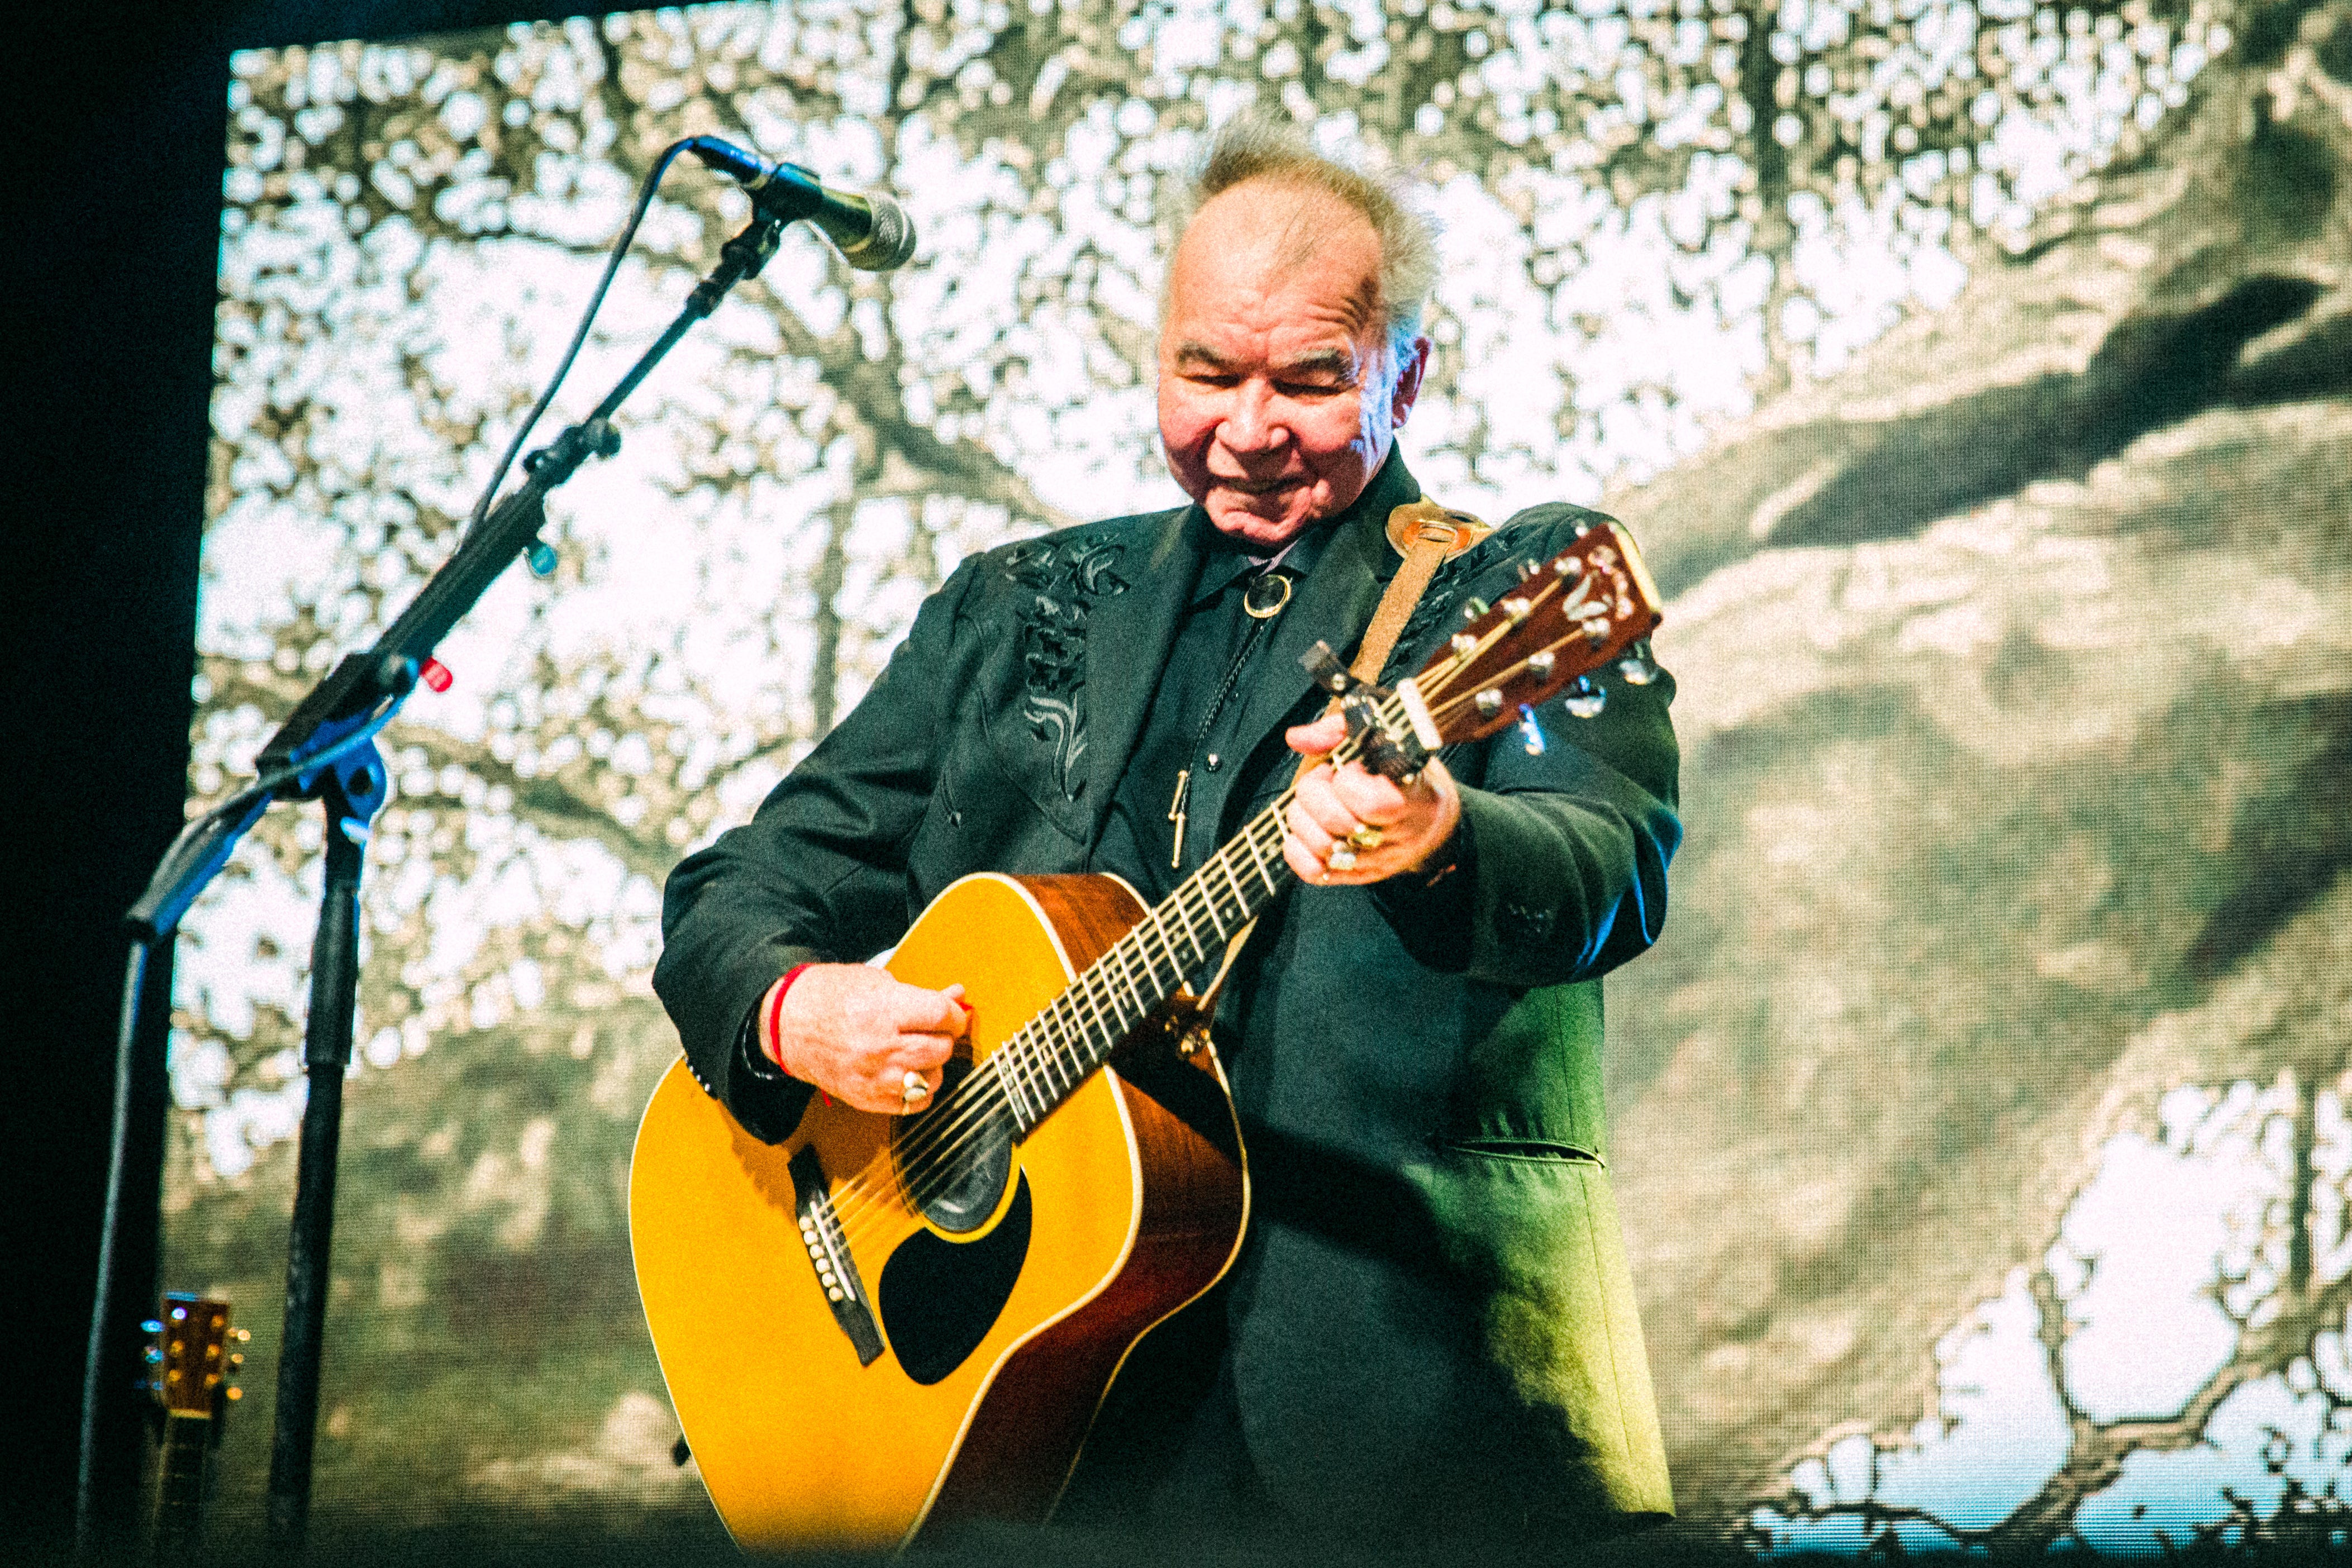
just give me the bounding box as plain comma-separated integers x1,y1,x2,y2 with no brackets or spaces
1089,507,1337,919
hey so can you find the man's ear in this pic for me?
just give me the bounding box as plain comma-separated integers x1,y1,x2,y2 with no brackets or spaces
1389,335,1432,427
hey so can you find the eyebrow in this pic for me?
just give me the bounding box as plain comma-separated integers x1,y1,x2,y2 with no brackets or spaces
1170,342,1360,382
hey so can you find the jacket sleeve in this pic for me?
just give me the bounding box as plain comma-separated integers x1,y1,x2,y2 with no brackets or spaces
1373,511,1682,989
652,555,983,1138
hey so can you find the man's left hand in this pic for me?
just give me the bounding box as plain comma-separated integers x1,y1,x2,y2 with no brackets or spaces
1282,712,1460,887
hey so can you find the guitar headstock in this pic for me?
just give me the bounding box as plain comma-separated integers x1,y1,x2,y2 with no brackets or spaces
146,1295,244,1420
1404,521,1663,746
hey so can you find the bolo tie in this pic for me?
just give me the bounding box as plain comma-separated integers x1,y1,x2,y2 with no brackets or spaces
1165,566,1296,869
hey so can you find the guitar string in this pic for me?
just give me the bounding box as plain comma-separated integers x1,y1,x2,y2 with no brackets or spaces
823,566,1634,1243
819,554,1636,1246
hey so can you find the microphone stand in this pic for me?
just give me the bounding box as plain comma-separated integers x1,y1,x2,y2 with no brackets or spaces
77,212,785,1556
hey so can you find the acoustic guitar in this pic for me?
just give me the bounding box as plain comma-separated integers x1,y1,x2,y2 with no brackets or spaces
629,522,1663,1551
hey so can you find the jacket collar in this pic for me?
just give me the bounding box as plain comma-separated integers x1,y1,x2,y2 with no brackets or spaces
1079,451,1422,840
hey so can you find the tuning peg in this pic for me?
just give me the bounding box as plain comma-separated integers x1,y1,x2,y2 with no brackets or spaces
526,537,559,578
232,1328,251,1343
1563,678,1607,719
1617,639,1657,687
144,1347,164,1366
1516,704,1548,756
225,1387,244,1402
1459,597,1491,623
141,1319,163,1335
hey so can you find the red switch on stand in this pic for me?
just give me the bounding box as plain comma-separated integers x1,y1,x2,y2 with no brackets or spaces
419,658,454,693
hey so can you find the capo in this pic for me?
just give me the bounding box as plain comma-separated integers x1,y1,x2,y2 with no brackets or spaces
1301,640,1354,696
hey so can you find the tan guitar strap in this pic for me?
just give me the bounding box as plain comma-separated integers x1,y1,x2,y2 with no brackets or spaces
1290,497,1492,785
1182,500,1491,1036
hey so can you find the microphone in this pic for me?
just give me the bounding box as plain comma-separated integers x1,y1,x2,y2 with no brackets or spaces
684,136,917,271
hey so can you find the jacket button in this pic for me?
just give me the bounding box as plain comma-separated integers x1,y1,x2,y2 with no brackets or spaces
949,810,963,827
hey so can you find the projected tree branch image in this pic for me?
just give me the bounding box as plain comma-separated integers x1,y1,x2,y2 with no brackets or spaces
174,0,2350,1550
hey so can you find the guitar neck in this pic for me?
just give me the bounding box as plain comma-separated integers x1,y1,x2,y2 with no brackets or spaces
153,1412,213,1549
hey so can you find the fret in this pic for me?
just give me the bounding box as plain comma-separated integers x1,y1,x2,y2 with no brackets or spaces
1216,849,1250,927
1027,1031,1061,1116
1040,1003,1079,1095
1140,932,1174,1002
1140,919,1185,990
994,1044,1036,1128
1244,823,1281,895
1193,874,1230,941
1115,944,1150,1019
1083,967,1130,1044
1017,1033,1053,1118
1178,888,1211,951
1154,905,1203,974
1049,1004,1082,1093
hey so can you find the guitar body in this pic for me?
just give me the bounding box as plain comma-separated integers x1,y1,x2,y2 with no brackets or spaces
630,872,1249,1552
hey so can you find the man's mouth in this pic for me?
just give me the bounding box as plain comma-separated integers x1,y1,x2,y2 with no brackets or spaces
1215,475,1298,498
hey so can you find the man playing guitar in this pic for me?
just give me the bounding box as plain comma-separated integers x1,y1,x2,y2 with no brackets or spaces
650,116,1680,1552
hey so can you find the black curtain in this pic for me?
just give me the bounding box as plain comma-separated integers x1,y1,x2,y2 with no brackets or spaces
1,3,605,1542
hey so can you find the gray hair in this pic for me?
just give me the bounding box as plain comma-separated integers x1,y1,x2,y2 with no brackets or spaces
1167,116,1441,378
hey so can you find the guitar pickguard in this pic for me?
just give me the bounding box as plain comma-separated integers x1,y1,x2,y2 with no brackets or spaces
878,1172,1034,1386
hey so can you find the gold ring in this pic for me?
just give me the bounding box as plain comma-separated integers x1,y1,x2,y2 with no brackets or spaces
1326,846,1359,873
1346,824,1385,851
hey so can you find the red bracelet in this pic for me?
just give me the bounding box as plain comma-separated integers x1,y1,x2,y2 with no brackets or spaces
761,963,813,1071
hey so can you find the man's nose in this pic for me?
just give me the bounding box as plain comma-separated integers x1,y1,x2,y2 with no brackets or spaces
1217,382,1288,455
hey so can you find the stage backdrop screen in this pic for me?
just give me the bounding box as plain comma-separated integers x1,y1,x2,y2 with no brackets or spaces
171,0,2352,1551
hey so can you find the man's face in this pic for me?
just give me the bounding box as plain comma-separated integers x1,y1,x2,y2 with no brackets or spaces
1157,183,1429,549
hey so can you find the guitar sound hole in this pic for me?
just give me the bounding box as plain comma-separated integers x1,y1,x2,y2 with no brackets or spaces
892,1056,1016,1235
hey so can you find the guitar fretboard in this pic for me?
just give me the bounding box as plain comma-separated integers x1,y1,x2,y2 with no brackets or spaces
154,1411,212,1551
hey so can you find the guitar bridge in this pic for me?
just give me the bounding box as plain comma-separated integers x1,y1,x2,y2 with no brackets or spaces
789,1146,884,1365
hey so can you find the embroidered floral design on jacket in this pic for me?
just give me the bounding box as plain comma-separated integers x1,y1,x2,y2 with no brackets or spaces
1003,536,1131,799
1385,530,1518,680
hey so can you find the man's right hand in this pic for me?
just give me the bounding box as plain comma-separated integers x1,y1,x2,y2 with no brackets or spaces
761,964,968,1115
